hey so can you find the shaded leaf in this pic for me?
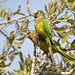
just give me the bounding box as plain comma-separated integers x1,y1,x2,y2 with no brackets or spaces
4,41,9,49
54,25,68,31
7,16,10,21
19,62,24,71
6,9,10,17
3,11,6,17
69,25,75,30
9,55,14,61
44,4,48,14
65,43,69,48
14,40,23,44
19,52,24,63
15,44,21,49
57,31,64,38
0,6,2,17
71,40,75,49
64,13,68,19
61,32,70,44
13,9,20,15
9,33,15,44
67,19,74,24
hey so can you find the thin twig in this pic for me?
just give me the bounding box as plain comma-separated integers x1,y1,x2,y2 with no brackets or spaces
26,0,31,15
61,68,75,75
0,14,32,25
60,47,75,51
41,68,75,75
51,19,67,24
0,15,33,30
0,30,9,39
0,29,16,54
17,19,34,23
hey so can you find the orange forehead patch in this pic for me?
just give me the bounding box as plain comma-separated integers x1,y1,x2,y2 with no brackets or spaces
26,31,29,35
33,10,38,14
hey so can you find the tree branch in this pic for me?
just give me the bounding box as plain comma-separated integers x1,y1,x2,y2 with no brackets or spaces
26,0,31,15
0,14,30,25
0,14,33,30
60,47,75,51
0,29,17,54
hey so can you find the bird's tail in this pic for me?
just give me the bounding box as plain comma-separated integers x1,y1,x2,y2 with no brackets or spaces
53,46,75,61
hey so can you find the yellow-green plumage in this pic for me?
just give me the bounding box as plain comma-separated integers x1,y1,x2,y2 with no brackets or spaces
33,10,75,61
34,11,55,64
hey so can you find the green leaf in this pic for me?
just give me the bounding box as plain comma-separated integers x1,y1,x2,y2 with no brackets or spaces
0,59,3,63
13,9,20,15
9,55,14,61
4,41,9,49
64,13,68,19
19,62,24,71
49,5,56,15
61,32,70,44
9,33,15,44
48,0,53,10
15,44,22,49
14,40,23,44
67,19,75,24
57,31,63,38
13,52,20,55
71,40,75,49
6,9,10,17
19,52,24,63
7,16,10,21
59,0,64,5
16,35,26,40
0,6,2,17
21,22,25,31
54,25,68,31
69,25,75,30
23,65,28,74
44,4,48,13
65,43,69,48
3,11,6,17
54,0,58,4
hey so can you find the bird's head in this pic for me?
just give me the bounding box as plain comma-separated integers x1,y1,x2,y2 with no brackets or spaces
33,10,45,18
26,30,37,44
26,30,33,35
26,30,35,36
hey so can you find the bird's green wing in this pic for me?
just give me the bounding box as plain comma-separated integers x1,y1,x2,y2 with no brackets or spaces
43,19,55,64
43,19,54,45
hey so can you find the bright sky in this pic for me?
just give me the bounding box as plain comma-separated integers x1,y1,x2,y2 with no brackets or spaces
0,0,74,72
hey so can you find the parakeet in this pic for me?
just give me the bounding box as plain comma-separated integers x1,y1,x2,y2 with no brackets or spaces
33,10,75,62
26,30,49,52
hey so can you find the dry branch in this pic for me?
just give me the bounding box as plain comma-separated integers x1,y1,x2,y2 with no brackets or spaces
0,14,33,30
26,0,31,15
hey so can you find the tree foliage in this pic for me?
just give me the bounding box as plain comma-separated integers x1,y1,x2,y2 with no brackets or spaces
0,0,75,75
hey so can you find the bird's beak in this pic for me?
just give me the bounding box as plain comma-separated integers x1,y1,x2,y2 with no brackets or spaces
26,31,29,38
26,31,28,35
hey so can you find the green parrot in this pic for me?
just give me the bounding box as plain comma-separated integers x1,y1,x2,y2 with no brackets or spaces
26,30,56,62
33,10,75,62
